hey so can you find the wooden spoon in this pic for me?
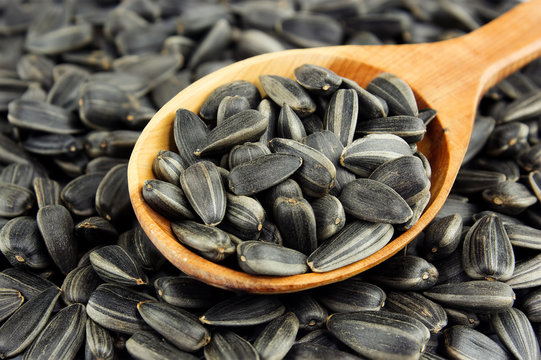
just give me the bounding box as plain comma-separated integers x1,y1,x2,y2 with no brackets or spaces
128,1,541,294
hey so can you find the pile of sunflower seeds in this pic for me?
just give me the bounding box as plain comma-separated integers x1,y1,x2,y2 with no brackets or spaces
144,65,432,275
1,0,541,359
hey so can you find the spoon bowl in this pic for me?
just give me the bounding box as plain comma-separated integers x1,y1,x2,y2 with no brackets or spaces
128,0,541,293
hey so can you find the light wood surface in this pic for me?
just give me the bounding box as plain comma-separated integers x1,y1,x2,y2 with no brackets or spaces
128,1,541,293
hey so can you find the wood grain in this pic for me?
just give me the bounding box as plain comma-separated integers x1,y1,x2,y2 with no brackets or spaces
128,0,541,293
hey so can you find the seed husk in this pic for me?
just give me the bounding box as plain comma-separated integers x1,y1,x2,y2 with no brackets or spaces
444,325,511,360
171,220,235,262
32,177,61,208
117,226,165,272
366,255,438,291
173,108,210,166
61,265,101,305
195,109,268,156
286,342,363,360
86,283,155,335
142,179,195,221
46,69,88,111
327,311,430,360
0,183,34,218
187,18,232,70
137,300,211,352
0,216,51,270
259,74,316,117
154,275,229,309
200,295,285,326
310,194,346,242
253,312,299,360
228,153,302,196
505,253,541,289
152,149,186,185
61,172,105,217
269,137,336,197
21,303,86,360
273,196,317,255
0,286,61,359
179,161,226,226
490,307,540,360
276,13,343,48
224,193,265,235
204,329,259,360
340,178,413,224
522,288,541,322
0,268,56,303
85,318,115,360
95,164,132,224
126,331,199,360
444,308,480,328
217,96,251,128
277,103,307,142
316,278,385,313
0,288,23,322
423,280,515,313
237,241,308,276
0,163,40,189
385,291,448,333
282,293,327,331
356,115,426,144
228,142,270,170
36,204,77,275
89,245,148,286
324,88,358,146
366,72,419,116
341,76,388,120
422,214,463,261
199,80,261,122
75,216,118,245
294,64,342,95
307,220,393,273
9,99,84,134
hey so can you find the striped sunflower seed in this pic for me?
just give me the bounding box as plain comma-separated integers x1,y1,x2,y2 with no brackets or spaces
85,318,115,360
89,245,148,286
324,88,358,146
277,103,307,142
422,214,463,261
95,164,132,224
171,220,235,262
228,142,270,170
32,177,61,208
200,295,285,326
282,293,327,331
126,331,199,360
259,74,316,117
253,312,299,360
154,275,229,309
286,342,363,360
491,307,540,360
294,64,342,95
237,241,308,276
199,80,261,122
216,95,251,127
366,72,419,116
505,253,541,289
152,149,186,185
0,268,56,303
61,265,101,305
142,179,195,221
443,325,510,360
341,76,388,120
204,329,259,360
316,279,385,313
273,196,317,255
385,291,448,333
0,183,34,217
355,115,426,144
61,172,105,217
75,216,118,245
310,194,346,242
9,99,84,134
117,226,165,272
366,255,438,291
0,288,23,322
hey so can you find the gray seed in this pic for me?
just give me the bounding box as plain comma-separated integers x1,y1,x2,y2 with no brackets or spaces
269,137,336,197
341,76,388,120
86,156,128,174
152,150,186,185
9,99,84,134
85,318,115,360
307,220,393,273
282,293,327,331
61,265,101,305
325,88,359,146
32,177,61,209
225,193,265,235
171,220,235,262
126,331,199,360
25,23,93,55
340,178,413,224
235,29,286,59
453,169,507,194
154,275,229,309
0,133,33,166
16,54,54,89
228,142,270,170
173,108,210,166
75,216,118,245
422,214,463,261
254,312,299,360
195,109,268,156
423,280,515,313
367,255,438,291
482,180,537,215
491,307,540,360
37,204,77,275
0,216,51,270
187,18,232,70
340,133,412,177
385,291,448,333
259,75,316,117
367,72,419,116
484,122,529,157
22,303,86,360
90,245,148,286
501,90,541,123
316,278,385,313
443,325,510,360
112,53,181,90
444,308,480,328
114,21,175,56
62,172,104,216
216,95,251,127
179,161,226,226
0,288,23,322
327,311,430,360
204,329,259,360
463,116,496,164
200,295,285,326
277,103,307,142
95,164,132,224
86,283,155,335
258,219,284,246
0,268,56,303
277,13,343,48
142,179,195,221
199,80,261,122
257,99,279,143
228,153,302,196
522,288,541,323
137,300,211,352
46,69,88,111
310,195,346,242
273,196,317,255
505,253,541,289
462,214,514,281
294,64,342,95
237,241,308,276
285,343,363,360
0,163,40,189
118,226,165,272
505,223,541,249
356,115,426,144
0,286,61,359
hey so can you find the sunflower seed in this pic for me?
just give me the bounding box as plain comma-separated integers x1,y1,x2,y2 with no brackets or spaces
484,122,529,157
61,265,101,305
112,53,181,90
505,252,541,289
237,241,308,276
215,96,251,128
118,226,165,272
282,293,327,331
356,115,426,144
152,150,186,185
423,280,515,313
171,220,235,262
224,193,265,235
86,283,155,334
0,216,50,270
46,68,88,110
276,13,343,48
0,286,61,359
443,325,510,360
142,179,195,221
25,23,93,55
137,300,210,352
366,255,438,291
285,343,363,360
463,116,496,164
204,329,259,360
74,216,117,244
36,204,77,275
154,275,229,309
0,183,34,218
327,311,430,360
317,279,385,313
85,318,115,360
0,163,40,189
126,331,199,360
294,64,342,96
200,295,285,326
273,196,317,255
0,268,56,303
9,99,84,134
16,54,54,89
95,164,132,224
187,18,232,70
31,177,60,209
310,195,346,242
453,169,507,194
22,303,86,360
341,76,388,120
254,312,299,360
199,80,261,122
491,307,540,360
260,75,316,117
501,90,541,123
422,214,463,261
307,220,393,273
367,72,419,116
385,291,448,333
482,180,537,215
228,142,270,170
277,103,307,142
0,288,23,322
90,245,148,286
444,308,480,328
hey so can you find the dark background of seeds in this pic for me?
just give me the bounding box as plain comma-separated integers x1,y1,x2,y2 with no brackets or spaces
2,0,541,359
